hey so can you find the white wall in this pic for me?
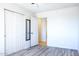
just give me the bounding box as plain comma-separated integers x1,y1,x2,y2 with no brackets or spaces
0,8,5,56
0,3,37,55
37,6,79,50
0,3,35,18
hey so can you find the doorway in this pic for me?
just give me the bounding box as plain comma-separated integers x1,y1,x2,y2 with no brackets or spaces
38,18,47,47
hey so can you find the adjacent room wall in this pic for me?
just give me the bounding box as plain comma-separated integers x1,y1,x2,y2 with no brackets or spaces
37,6,79,50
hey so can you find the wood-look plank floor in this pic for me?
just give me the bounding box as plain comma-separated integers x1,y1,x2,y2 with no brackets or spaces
7,45,79,56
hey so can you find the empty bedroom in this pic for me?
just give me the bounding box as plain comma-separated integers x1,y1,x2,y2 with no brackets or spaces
0,2,79,56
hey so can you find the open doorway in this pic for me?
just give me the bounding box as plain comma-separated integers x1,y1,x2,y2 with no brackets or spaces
38,18,47,47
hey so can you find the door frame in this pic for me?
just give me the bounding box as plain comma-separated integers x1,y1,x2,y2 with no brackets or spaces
38,18,47,47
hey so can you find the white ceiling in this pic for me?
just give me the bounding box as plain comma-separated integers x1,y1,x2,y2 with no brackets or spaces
17,3,79,13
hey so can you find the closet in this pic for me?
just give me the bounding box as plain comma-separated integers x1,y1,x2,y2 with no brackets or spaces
5,9,26,55
0,8,38,56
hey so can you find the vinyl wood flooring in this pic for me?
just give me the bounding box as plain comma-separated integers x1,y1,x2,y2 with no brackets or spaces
7,45,79,56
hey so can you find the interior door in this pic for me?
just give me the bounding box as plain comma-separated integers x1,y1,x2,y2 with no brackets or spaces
5,10,16,55
5,9,26,55
31,17,38,46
